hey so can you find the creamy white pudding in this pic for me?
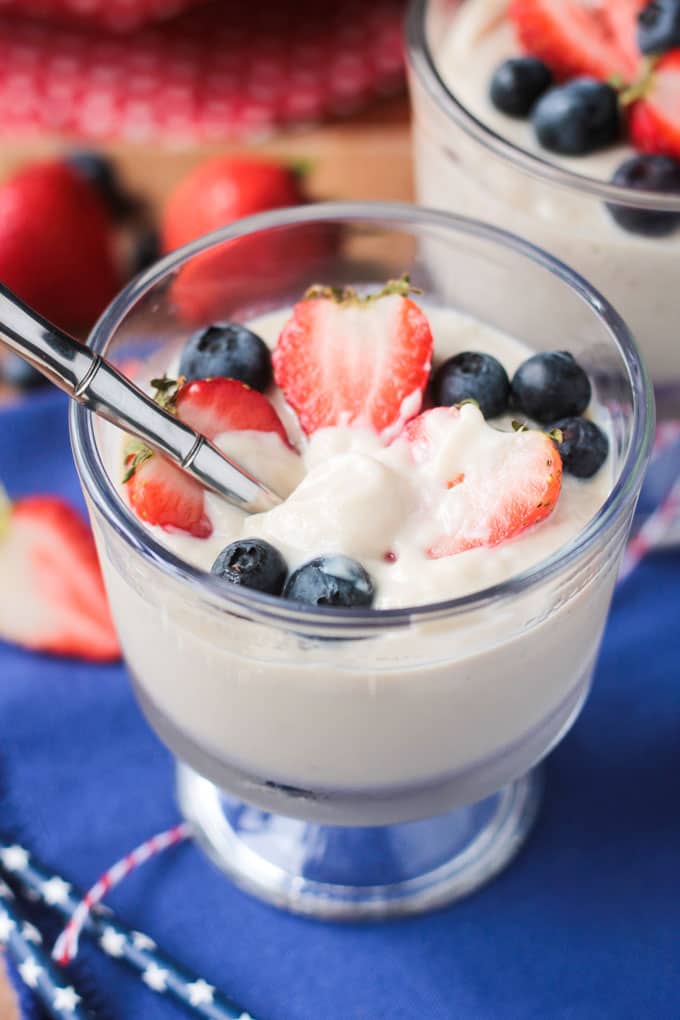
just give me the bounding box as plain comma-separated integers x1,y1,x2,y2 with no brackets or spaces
408,0,680,384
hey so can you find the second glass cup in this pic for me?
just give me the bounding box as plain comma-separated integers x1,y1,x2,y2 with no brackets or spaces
407,0,680,406
71,203,653,919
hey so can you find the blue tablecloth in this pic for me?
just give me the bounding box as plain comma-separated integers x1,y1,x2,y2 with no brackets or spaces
1,391,679,1020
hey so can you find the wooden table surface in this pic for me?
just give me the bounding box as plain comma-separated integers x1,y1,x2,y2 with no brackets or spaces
0,93,412,1019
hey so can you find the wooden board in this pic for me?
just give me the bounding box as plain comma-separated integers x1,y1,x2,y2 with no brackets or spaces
0,97,413,211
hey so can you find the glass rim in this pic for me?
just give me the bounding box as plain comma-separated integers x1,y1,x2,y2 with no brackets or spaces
405,0,680,213
70,200,654,631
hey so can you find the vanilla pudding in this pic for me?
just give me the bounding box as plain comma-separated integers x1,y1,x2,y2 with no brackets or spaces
89,299,623,825
70,205,651,919
407,0,680,385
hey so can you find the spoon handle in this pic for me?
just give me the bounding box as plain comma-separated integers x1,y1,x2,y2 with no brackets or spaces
0,283,281,513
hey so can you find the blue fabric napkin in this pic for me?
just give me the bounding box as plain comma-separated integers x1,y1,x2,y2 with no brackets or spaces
1,391,679,1020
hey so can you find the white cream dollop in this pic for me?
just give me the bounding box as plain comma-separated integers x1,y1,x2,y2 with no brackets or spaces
245,450,415,563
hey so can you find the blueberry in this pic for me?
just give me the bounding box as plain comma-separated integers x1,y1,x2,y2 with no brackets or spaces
2,355,47,390
638,0,680,54
553,417,609,479
511,352,592,424
606,155,680,236
67,150,140,222
489,57,553,118
432,351,510,418
179,323,272,391
283,555,375,609
532,78,620,155
130,227,161,276
211,538,287,595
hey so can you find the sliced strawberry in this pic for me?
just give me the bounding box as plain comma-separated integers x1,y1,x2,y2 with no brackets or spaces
604,0,647,78
0,493,120,661
272,280,433,439
125,447,212,539
629,52,680,160
403,406,562,558
124,379,289,536
509,0,638,82
175,377,290,444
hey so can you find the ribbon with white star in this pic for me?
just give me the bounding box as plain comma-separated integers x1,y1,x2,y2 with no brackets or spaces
0,892,88,1020
0,841,256,1020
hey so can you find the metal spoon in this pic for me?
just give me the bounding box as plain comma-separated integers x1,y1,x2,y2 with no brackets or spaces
0,283,282,513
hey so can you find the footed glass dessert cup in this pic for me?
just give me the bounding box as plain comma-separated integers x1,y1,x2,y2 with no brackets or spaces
71,203,653,919
407,0,680,408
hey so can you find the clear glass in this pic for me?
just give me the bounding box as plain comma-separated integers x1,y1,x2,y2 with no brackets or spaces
70,203,653,918
406,0,680,407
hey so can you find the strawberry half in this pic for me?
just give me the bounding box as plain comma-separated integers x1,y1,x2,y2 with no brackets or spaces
272,278,433,439
124,447,213,539
604,0,647,78
124,377,290,537
509,0,639,82
629,52,680,160
403,406,562,558
0,492,120,661
175,377,290,444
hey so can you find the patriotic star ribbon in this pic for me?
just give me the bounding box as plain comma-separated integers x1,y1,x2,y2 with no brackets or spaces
617,420,680,584
0,890,87,1019
0,841,255,1020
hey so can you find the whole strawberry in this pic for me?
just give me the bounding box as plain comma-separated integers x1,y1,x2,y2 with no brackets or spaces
163,156,337,324
162,156,305,253
0,160,120,329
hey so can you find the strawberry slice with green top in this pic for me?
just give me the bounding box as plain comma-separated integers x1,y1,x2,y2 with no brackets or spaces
629,52,680,161
0,487,120,661
509,0,640,82
174,376,290,444
403,405,563,558
123,376,290,537
124,444,213,538
272,276,433,439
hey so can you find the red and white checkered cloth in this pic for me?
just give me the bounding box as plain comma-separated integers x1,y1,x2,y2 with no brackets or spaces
0,0,406,141
0,0,205,33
